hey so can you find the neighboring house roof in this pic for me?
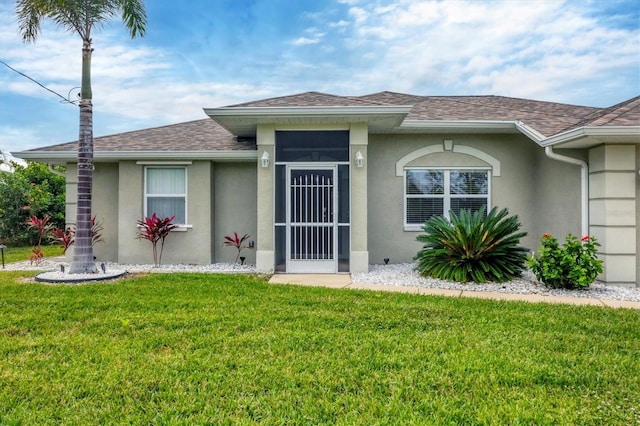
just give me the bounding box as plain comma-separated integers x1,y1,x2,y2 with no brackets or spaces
17,91,640,161
0,149,27,172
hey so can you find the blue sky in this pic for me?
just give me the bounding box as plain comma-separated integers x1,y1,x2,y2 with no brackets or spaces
1,0,639,153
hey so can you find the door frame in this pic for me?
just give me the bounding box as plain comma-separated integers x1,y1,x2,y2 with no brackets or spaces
286,164,338,273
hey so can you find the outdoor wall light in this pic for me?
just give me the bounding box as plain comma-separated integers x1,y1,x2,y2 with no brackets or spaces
261,151,270,168
355,151,364,168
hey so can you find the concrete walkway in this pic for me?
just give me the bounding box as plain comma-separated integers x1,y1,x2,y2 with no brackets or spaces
268,274,640,309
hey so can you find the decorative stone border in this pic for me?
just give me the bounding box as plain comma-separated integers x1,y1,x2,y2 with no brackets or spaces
35,270,127,284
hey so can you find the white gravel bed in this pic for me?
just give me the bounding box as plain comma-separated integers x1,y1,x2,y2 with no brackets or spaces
2,257,256,275
353,263,640,302
5,257,639,302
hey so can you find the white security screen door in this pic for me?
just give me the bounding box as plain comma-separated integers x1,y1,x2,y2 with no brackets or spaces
286,166,338,273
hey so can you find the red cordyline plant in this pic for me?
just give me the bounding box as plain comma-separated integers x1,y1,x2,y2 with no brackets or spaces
136,214,177,267
223,232,251,267
25,215,53,265
50,227,75,253
50,216,105,253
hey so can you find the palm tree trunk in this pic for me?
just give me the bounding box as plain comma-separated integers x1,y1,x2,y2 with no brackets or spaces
69,39,96,274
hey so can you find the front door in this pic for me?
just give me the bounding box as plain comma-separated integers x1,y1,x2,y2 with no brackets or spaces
286,166,337,273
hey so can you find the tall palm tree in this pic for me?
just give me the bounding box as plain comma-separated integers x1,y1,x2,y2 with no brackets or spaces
16,0,146,273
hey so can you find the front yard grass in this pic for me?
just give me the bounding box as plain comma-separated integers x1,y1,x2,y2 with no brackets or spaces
0,245,64,264
1,271,638,425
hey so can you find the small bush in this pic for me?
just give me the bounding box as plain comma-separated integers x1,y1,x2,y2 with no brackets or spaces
223,232,251,267
50,216,105,253
136,214,177,266
415,206,528,283
528,233,603,289
25,215,53,265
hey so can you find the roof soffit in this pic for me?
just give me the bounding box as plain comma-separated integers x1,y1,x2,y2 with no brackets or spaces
540,126,640,148
204,106,413,136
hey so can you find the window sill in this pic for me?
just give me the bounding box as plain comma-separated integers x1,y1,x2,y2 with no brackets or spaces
404,225,423,232
136,224,192,232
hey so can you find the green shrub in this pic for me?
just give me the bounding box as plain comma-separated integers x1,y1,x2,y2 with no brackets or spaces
0,162,65,245
528,233,603,289
415,207,528,283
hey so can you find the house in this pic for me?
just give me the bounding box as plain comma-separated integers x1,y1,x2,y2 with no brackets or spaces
0,149,27,173
17,92,640,287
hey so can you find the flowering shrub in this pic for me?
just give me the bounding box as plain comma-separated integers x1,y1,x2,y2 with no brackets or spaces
528,233,603,289
136,214,177,266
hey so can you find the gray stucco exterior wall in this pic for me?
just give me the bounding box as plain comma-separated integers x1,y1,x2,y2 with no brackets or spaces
65,132,590,277
92,163,119,261
366,134,583,265
532,148,585,241
77,160,256,266
213,162,257,264
112,161,213,265
65,163,120,262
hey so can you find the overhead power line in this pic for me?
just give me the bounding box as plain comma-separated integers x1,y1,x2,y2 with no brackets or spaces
0,59,79,105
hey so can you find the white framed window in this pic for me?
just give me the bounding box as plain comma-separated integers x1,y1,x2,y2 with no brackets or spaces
404,168,490,230
144,167,187,225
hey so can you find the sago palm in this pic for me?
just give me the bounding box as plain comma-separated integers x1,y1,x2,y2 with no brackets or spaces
415,206,528,283
16,0,146,273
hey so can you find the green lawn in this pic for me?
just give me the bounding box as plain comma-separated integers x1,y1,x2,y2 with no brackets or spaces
0,245,64,265
1,272,638,425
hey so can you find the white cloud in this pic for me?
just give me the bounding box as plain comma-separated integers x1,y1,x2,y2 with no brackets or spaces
294,37,318,45
92,80,268,124
348,7,368,25
332,0,639,104
0,125,51,153
293,29,326,46
329,20,350,28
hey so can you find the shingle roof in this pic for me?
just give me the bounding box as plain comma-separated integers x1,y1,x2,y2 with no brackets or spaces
356,92,601,136
25,91,638,154
229,91,609,136
228,91,385,107
569,95,640,128
26,119,253,153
